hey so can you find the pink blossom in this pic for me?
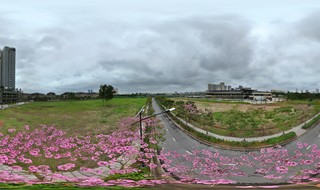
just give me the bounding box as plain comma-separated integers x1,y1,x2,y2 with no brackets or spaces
28,166,39,173
8,129,15,133
54,154,61,159
24,125,30,130
303,160,313,165
37,165,51,173
0,154,8,164
97,161,109,167
20,158,32,164
57,163,75,171
148,163,157,169
11,165,23,170
29,148,40,157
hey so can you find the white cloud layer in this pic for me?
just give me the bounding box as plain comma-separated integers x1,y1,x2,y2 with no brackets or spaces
1,0,320,94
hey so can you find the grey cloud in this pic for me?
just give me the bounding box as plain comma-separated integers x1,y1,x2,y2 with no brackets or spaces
92,16,255,93
37,35,64,50
2,7,320,94
196,18,254,76
297,11,320,41
94,14,315,93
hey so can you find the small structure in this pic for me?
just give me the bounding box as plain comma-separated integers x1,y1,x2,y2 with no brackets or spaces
0,88,19,104
250,91,273,101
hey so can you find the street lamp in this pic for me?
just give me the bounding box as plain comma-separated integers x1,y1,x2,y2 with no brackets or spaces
132,107,176,145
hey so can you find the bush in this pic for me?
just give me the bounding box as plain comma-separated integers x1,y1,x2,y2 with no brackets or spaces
104,168,151,181
302,114,320,129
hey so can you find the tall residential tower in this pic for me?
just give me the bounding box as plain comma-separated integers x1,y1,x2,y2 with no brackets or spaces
0,46,16,90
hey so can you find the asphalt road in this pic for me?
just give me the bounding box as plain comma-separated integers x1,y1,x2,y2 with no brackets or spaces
152,98,320,184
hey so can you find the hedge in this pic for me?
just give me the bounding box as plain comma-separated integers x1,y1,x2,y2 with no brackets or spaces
302,114,320,129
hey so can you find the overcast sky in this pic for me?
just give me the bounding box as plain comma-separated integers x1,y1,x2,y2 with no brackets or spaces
1,0,320,94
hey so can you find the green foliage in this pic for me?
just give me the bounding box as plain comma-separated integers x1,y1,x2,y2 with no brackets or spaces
213,112,223,122
217,108,268,136
264,132,296,144
146,97,154,115
104,168,151,181
286,92,320,100
302,114,320,129
99,84,114,101
63,92,76,100
154,96,174,108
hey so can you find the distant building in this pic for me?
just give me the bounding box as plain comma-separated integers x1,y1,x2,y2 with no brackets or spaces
0,46,18,104
30,93,46,100
206,82,272,101
208,82,228,91
0,46,16,90
250,91,273,101
0,88,19,104
73,92,99,99
47,92,56,100
316,89,319,94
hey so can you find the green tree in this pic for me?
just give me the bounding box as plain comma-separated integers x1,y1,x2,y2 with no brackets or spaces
99,84,114,104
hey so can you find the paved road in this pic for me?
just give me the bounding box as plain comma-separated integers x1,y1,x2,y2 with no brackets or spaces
152,98,320,184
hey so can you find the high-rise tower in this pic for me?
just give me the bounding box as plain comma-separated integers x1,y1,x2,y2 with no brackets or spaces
0,46,16,90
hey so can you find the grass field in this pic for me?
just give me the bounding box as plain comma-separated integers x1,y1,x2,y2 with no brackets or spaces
0,98,147,136
170,98,320,137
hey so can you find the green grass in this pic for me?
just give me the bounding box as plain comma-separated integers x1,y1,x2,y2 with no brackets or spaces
0,98,146,136
104,167,151,182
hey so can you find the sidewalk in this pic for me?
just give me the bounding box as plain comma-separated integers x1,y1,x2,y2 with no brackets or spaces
0,102,26,110
173,112,320,142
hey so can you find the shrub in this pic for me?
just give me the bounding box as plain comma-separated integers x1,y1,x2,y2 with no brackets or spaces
302,114,320,129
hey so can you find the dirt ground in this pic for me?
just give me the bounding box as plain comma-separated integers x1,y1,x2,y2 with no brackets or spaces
171,98,282,112
194,102,281,112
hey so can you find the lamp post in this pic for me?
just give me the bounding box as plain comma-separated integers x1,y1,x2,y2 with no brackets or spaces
132,107,175,146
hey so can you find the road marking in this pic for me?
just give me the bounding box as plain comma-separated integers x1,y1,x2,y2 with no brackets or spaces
172,138,176,142
186,151,193,155
307,145,312,149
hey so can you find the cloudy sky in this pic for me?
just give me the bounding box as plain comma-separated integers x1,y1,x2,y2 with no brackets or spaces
1,0,320,94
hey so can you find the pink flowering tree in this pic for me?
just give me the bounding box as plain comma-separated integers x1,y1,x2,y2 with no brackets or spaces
0,116,166,186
